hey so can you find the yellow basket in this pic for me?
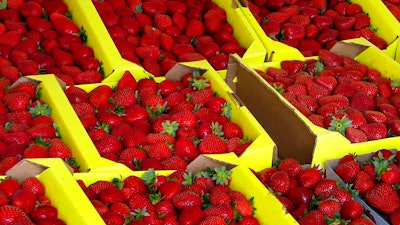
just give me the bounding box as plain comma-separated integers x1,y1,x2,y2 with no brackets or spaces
226,42,400,168
27,75,131,173
73,164,282,224
236,0,400,62
2,158,104,224
74,60,276,172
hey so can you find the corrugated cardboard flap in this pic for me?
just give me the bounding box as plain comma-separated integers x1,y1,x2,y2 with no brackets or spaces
186,155,237,175
6,159,49,183
227,54,317,164
165,63,208,82
329,41,369,59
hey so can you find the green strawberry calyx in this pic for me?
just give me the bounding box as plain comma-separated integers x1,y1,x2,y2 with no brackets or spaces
328,115,352,136
212,166,232,185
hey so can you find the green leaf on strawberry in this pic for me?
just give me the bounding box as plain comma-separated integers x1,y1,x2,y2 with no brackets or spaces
328,115,352,136
160,121,179,137
29,101,51,117
212,166,231,185
221,102,232,118
141,168,157,187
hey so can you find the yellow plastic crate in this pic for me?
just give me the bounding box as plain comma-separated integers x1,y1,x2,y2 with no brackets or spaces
82,0,267,81
236,0,400,62
27,75,131,173
73,164,279,224
3,158,104,224
226,42,400,168
73,60,276,172
63,0,150,78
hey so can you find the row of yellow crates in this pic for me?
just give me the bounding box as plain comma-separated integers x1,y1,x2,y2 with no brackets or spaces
70,0,400,81
23,0,399,180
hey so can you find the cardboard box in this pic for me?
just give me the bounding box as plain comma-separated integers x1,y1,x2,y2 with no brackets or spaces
83,0,267,82
226,42,400,167
74,60,277,172
236,0,400,61
3,158,104,224
325,152,397,225
73,156,283,225
27,75,131,173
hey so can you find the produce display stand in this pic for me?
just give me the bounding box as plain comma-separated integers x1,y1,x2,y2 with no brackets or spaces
2,0,400,224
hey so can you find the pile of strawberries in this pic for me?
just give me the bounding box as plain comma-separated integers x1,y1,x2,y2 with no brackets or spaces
92,0,246,76
384,0,400,21
65,70,252,171
0,176,66,224
247,0,387,56
256,49,400,143
256,158,374,225
0,79,76,174
77,167,260,225
0,0,104,85
334,149,400,224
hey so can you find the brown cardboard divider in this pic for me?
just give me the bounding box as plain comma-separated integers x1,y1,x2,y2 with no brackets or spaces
186,154,238,175
226,54,317,164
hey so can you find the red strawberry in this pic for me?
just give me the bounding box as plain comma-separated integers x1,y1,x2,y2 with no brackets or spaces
3,92,31,112
198,134,227,154
74,70,103,84
365,183,400,214
318,49,344,67
22,177,45,196
359,122,388,141
345,127,368,143
10,189,37,213
335,160,361,183
49,12,81,36
268,170,290,194
185,19,204,37
317,199,341,218
352,170,374,196
297,167,323,189
0,205,32,224
178,206,204,225
48,138,73,160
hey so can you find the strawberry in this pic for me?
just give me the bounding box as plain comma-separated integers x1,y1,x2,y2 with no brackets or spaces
388,119,400,136
3,92,31,112
277,158,302,178
22,177,45,196
363,110,387,124
317,199,341,218
353,13,371,30
10,189,37,213
0,31,22,47
51,48,75,67
365,183,400,214
185,19,204,37
18,1,43,18
345,127,368,143
74,70,103,84
297,167,323,189
0,205,32,224
48,138,73,160
335,160,361,183
49,12,81,36
198,134,227,154
30,204,59,223
110,87,137,107
353,170,374,196
24,143,49,158
178,206,204,225
359,122,388,141
350,92,375,111
268,170,290,194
